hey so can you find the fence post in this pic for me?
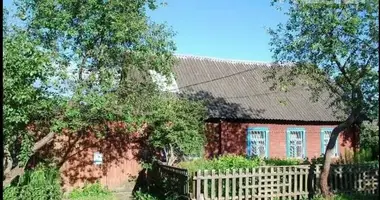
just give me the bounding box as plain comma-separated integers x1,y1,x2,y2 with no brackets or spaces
308,163,316,199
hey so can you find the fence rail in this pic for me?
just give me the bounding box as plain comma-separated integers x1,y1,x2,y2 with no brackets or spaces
147,161,190,199
192,165,311,200
313,163,379,195
148,162,379,200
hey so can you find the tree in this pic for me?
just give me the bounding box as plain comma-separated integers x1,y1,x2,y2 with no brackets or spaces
267,0,378,196
4,0,176,187
147,93,206,166
3,25,56,186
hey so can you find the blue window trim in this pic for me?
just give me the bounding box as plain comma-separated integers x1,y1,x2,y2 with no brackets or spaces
246,127,269,158
320,128,339,157
286,127,306,158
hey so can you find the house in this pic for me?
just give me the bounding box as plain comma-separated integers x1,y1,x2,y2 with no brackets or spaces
169,55,357,159
56,54,357,191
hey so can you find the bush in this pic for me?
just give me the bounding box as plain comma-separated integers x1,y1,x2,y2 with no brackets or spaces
133,190,159,200
133,189,180,200
177,155,263,173
68,182,114,200
336,148,375,164
178,155,310,173
360,121,379,160
264,157,305,166
3,164,62,200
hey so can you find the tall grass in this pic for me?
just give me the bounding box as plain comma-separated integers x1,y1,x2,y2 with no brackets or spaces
3,164,62,200
68,182,115,200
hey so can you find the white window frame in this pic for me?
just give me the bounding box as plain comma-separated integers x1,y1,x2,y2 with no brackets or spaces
321,128,339,157
246,127,269,158
286,128,306,158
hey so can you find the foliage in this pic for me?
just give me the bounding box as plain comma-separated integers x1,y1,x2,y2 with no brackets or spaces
12,0,177,136
267,0,378,119
178,155,310,173
4,0,178,187
3,18,56,166
336,148,375,164
311,193,378,200
359,121,379,160
133,190,159,200
147,93,206,165
264,157,305,166
267,0,378,196
68,182,114,200
3,164,62,200
178,155,262,173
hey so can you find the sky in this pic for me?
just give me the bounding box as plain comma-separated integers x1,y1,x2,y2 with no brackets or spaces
4,0,288,62
148,0,288,61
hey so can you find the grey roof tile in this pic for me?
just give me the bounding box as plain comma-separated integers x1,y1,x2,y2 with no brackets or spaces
173,55,341,122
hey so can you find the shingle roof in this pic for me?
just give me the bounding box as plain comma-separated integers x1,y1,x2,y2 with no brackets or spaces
172,55,341,122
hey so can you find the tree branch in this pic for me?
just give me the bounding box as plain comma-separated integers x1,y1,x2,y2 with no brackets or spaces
32,132,55,153
356,55,373,84
3,132,55,188
332,54,355,89
3,148,13,174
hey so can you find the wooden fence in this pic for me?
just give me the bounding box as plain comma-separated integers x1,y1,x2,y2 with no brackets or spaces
148,162,378,200
147,161,190,199
191,165,311,200
312,163,379,195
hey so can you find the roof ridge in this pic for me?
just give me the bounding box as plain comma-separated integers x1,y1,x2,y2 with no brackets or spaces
175,54,274,66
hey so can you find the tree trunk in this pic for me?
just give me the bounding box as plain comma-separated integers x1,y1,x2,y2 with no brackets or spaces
320,114,357,197
3,132,55,188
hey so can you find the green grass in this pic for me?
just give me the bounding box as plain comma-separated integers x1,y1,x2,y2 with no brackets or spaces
66,196,116,200
311,193,379,200
67,182,115,200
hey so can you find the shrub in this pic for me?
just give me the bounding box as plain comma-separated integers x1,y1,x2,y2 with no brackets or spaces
3,164,62,200
264,157,305,166
133,190,159,200
336,148,374,164
68,182,114,200
177,155,263,173
133,189,181,200
178,155,311,173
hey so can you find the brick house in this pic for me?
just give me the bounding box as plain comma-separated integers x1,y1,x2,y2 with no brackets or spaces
56,55,357,191
169,55,357,159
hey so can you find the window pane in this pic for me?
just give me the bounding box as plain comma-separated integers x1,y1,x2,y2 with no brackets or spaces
288,130,304,158
249,130,267,157
322,129,337,156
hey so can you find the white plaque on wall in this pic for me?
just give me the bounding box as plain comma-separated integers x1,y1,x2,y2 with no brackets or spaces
93,152,103,165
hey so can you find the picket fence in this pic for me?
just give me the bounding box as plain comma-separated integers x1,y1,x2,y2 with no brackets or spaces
148,162,379,200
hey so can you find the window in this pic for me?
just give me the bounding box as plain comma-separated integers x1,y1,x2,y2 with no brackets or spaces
247,127,269,158
286,128,306,158
321,128,339,157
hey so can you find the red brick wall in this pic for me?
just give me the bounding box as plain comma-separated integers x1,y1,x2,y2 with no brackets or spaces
54,133,143,192
34,122,149,192
205,123,220,158
33,120,358,192
205,121,357,159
